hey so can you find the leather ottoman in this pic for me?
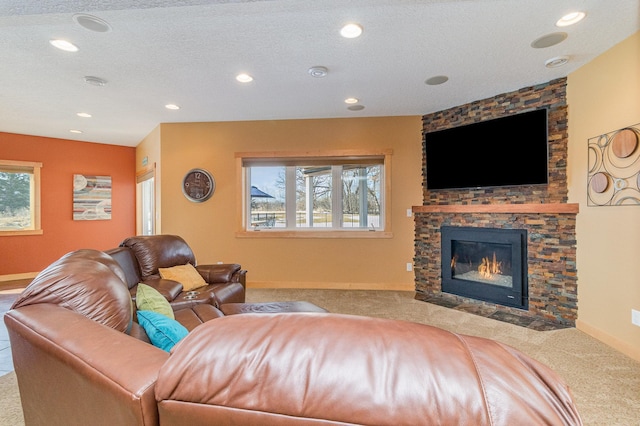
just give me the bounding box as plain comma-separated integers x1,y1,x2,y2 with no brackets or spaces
220,301,328,315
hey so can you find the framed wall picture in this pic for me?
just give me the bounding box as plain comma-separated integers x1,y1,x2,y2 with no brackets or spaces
73,174,112,220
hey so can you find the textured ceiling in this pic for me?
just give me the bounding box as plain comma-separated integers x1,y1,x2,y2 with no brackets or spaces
1,0,639,147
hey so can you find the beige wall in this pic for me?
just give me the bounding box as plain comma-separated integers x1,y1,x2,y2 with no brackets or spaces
149,116,423,290
567,31,640,361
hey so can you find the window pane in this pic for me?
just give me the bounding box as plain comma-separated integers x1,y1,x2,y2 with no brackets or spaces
366,165,382,228
342,166,362,228
0,171,33,230
296,166,332,228
342,165,381,229
250,166,285,228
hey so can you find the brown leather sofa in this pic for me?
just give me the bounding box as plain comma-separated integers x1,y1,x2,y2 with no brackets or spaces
106,234,246,309
4,249,583,426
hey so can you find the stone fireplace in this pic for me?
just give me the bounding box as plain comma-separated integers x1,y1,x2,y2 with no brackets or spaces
413,78,579,328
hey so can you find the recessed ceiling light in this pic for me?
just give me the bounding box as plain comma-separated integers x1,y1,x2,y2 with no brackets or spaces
308,66,328,78
340,23,363,39
347,105,365,111
425,75,449,86
545,56,570,68
236,73,254,83
530,32,568,49
49,39,78,52
556,12,586,27
344,97,359,104
165,104,180,110
70,129,83,134
76,112,92,118
83,76,107,86
73,13,112,32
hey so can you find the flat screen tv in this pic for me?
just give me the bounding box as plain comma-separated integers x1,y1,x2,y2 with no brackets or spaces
425,108,549,190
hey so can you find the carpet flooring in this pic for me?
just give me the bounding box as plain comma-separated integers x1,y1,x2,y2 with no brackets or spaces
1,288,639,425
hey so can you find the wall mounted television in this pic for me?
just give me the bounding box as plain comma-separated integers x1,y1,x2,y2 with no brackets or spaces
425,108,549,190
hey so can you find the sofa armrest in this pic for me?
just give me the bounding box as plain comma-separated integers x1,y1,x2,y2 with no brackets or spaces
196,264,245,286
5,304,168,426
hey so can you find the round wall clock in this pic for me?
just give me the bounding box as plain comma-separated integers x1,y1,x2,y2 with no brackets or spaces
182,168,215,202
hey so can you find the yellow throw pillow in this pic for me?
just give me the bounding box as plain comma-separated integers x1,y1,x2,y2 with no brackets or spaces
158,263,207,292
136,283,174,319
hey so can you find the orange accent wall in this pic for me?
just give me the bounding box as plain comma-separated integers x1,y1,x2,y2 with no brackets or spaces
0,132,136,276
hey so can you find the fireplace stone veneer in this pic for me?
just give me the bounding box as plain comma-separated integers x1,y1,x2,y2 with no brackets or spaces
414,79,578,328
413,205,578,327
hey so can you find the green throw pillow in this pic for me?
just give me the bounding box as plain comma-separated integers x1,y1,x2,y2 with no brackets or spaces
137,310,188,352
136,283,174,319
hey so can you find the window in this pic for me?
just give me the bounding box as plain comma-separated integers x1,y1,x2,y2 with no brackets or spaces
0,160,43,236
237,150,391,237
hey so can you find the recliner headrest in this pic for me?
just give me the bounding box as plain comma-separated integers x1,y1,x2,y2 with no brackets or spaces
120,235,196,278
12,249,133,333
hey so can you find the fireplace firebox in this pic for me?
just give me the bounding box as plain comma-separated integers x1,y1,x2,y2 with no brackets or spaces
441,226,528,309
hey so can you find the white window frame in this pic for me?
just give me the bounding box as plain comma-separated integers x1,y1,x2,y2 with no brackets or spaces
0,159,43,236
236,150,392,239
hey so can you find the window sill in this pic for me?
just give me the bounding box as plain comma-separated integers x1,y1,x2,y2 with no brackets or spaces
0,229,43,236
236,229,393,239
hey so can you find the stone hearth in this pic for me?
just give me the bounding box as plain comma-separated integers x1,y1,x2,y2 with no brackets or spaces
413,293,568,331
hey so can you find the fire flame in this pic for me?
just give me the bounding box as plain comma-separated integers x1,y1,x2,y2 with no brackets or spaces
478,252,502,279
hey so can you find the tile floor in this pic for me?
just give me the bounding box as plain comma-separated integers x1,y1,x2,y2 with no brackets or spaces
0,281,30,376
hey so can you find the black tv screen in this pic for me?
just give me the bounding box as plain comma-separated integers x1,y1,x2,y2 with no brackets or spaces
425,108,549,190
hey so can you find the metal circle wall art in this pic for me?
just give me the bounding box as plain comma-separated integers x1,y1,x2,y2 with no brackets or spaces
587,124,640,206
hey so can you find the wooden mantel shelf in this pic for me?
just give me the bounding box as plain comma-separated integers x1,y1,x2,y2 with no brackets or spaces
412,203,579,214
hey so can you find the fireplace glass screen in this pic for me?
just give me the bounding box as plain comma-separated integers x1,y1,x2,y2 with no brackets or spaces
451,240,513,289
441,226,528,309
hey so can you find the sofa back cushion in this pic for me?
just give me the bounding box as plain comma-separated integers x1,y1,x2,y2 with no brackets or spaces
105,247,142,289
120,235,196,279
11,249,133,333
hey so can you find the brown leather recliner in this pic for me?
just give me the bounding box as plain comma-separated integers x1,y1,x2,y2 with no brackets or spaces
107,235,246,309
5,248,583,426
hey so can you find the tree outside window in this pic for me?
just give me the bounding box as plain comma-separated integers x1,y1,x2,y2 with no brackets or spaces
0,160,42,235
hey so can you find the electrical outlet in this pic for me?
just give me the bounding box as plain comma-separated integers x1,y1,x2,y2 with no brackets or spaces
632,309,640,327
406,208,412,217
406,262,413,272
